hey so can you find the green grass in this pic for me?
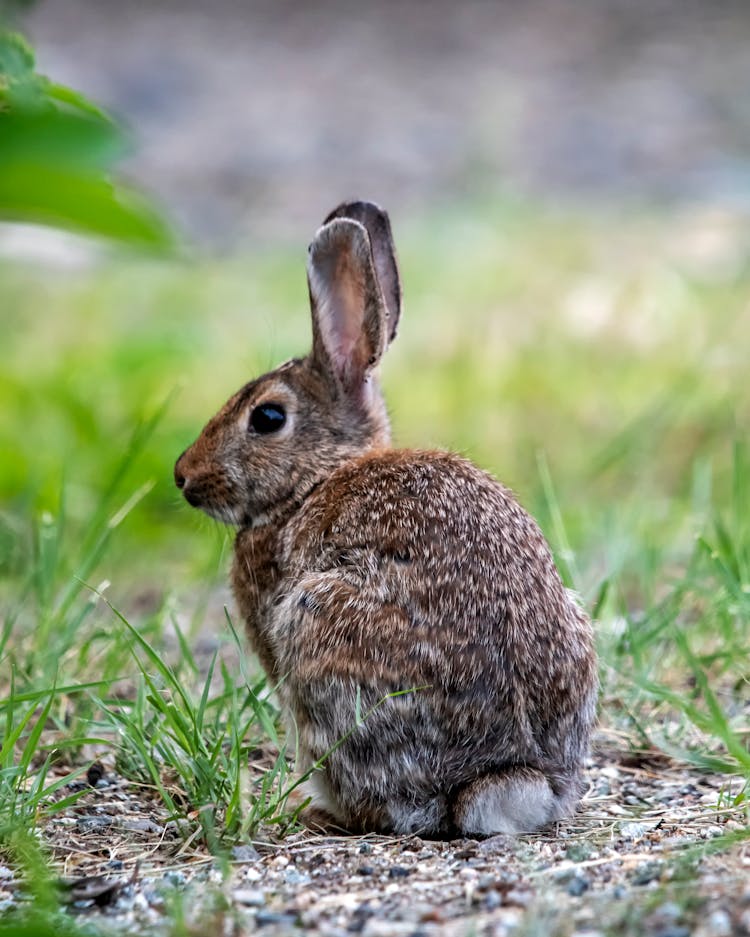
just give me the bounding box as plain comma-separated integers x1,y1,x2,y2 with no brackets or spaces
1,196,749,930
96,599,296,849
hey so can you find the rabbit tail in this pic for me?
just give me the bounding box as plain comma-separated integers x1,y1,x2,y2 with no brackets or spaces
453,767,579,836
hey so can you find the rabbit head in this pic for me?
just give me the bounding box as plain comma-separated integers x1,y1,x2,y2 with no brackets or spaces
174,201,402,527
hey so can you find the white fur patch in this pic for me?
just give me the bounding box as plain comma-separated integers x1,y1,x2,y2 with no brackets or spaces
458,775,556,836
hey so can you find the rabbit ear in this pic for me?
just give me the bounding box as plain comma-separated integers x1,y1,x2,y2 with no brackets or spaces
307,218,387,401
324,200,402,343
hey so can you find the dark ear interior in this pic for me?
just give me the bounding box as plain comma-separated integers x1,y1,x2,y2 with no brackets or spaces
307,217,387,399
324,200,402,343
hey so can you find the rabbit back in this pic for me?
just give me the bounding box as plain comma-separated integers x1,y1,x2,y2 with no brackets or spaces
234,447,597,835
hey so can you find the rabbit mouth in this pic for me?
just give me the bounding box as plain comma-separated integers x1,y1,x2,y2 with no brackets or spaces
199,500,245,526
180,483,244,526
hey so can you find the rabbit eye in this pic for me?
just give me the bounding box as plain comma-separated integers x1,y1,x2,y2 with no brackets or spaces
250,403,286,434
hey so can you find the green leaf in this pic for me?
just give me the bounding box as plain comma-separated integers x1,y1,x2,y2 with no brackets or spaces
0,30,46,112
43,80,110,121
0,30,35,83
0,30,177,251
0,111,125,169
0,161,175,248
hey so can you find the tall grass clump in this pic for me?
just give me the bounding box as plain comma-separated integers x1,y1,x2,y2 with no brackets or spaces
0,417,165,842
96,603,294,849
617,442,750,794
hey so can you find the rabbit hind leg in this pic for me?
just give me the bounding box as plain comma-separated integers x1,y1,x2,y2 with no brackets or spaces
453,768,564,836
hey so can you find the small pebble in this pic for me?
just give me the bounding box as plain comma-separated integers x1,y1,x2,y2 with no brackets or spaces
652,902,683,923
631,862,663,886
350,902,374,928
705,909,732,937
477,834,513,856
359,842,373,855
77,816,113,831
388,866,411,879
357,866,375,876
484,890,503,910
565,842,595,861
454,844,477,859
362,921,415,937
620,822,647,840
233,888,266,907
255,910,297,927
121,818,164,834
232,845,261,862
566,875,590,897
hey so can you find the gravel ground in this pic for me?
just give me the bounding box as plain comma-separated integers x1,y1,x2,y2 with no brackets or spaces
2,737,748,935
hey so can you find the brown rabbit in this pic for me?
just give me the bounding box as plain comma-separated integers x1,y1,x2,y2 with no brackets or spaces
175,201,597,837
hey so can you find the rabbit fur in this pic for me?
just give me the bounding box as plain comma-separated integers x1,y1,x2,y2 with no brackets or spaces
175,200,598,838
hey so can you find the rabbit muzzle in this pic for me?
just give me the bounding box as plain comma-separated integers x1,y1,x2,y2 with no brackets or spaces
174,449,245,524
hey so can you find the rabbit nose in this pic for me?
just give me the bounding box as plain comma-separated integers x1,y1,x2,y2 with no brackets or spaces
174,452,189,490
